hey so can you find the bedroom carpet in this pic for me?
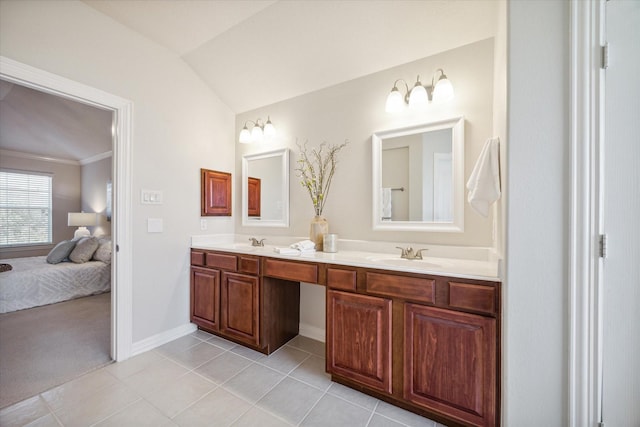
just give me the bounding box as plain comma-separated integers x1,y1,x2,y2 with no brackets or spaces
0,292,112,409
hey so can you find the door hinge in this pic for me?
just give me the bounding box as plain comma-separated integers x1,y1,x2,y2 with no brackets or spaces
602,43,609,69
598,422,605,427
599,234,608,258
116,244,120,253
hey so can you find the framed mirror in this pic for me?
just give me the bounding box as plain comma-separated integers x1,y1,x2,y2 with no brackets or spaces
242,148,289,227
372,116,464,232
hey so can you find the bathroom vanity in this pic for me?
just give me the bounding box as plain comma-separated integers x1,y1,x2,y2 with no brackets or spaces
190,235,500,427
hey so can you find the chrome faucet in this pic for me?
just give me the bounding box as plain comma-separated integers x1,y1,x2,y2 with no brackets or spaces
395,246,427,260
249,237,266,247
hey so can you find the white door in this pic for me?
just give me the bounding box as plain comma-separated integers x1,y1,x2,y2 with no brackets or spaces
602,1,640,425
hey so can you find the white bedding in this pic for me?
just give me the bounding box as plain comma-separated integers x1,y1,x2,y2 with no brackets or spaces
0,256,111,314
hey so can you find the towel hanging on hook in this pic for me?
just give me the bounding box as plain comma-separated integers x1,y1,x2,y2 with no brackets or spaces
466,137,501,217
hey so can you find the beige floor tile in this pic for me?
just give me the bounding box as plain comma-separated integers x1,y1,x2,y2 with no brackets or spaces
94,399,174,427
163,341,226,370
155,335,204,358
256,377,323,425
367,414,406,427
54,382,140,427
289,355,332,391
300,393,373,427
143,372,217,418
257,345,310,374
0,395,51,427
231,406,292,427
194,351,252,384
326,382,379,410
41,370,119,412
191,329,215,341
173,388,251,427
24,413,62,427
205,334,237,350
121,357,189,397
222,363,285,404
229,344,266,361
286,335,326,357
103,351,164,380
375,401,436,427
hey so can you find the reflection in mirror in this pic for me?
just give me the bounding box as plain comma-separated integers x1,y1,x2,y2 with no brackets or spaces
242,148,289,227
372,117,464,232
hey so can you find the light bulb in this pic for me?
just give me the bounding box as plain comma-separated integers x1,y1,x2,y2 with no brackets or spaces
432,75,454,103
239,126,251,143
251,125,263,143
408,78,428,108
385,87,404,113
263,117,276,141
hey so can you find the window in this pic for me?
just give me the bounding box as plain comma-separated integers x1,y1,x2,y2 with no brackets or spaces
0,170,53,247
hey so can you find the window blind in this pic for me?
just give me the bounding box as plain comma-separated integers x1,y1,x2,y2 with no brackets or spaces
0,170,53,247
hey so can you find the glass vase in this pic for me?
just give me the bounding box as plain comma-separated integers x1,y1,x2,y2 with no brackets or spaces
309,215,329,251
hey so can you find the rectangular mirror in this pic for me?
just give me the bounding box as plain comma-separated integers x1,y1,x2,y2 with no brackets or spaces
372,117,464,232
242,148,289,227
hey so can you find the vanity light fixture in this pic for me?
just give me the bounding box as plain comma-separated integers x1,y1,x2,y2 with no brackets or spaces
238,116,276,144
385,69,454,113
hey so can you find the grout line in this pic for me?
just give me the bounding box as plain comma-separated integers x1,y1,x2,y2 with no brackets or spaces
364,401,380,427
87,397,143,427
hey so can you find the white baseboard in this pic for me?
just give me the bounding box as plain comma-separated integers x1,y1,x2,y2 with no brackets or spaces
299,323,325,343
131,323,197,356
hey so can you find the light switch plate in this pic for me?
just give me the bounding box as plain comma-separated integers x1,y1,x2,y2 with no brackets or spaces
141,189,163,204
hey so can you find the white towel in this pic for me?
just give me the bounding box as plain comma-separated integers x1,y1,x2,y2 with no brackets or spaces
381,188,392,219
290,240,316,251
273,247,316,255
466,137,501,217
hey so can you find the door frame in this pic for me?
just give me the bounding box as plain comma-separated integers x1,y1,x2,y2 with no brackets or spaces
0,56,134,361
568,1,605,426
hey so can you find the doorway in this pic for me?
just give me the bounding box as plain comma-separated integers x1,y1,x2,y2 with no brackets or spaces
0,56,134,362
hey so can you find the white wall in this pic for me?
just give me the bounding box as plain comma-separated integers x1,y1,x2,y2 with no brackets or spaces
81,156,112,237
236,38,497,248
504,0,568,425
0,0,236,343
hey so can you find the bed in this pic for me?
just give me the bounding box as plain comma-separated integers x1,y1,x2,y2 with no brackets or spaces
0,256,111,314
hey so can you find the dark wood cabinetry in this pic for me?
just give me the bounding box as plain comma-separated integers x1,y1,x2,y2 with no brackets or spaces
404,304,496,427
190,266,220,331
191,248,500,426
221,272,260,346
201,168,232,216
247,177,261,217
327,290,392,393
190,249,300,354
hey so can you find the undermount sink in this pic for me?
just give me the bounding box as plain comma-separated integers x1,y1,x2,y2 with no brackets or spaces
364,255,440,269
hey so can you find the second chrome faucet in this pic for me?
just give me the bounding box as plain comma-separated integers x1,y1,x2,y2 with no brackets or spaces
396,246,428,260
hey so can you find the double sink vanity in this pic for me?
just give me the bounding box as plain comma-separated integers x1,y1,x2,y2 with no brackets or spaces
190,234,501,427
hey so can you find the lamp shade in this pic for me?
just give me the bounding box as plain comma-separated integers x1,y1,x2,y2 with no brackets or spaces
239,126,252,144
432,76,454,103
263,119,276,140
251,125,263,143
385,88,404,113
408,83,428,108
68,212,97,227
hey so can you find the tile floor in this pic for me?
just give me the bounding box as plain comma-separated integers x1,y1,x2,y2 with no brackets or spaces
0,331,443,427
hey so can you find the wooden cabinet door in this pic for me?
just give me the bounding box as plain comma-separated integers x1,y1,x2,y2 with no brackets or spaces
247,177,261,217
404,304,496,427
221,272,260,347
327,290,392,393
201,168,231,216
190,267,220,331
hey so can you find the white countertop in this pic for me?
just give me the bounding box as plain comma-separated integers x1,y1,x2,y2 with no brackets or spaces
191,234,502,282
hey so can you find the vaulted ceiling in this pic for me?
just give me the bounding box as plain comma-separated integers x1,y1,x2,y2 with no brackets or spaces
0,0,499,161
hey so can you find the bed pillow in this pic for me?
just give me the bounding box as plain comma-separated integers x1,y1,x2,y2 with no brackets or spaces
69,236,99,263
92,238,112,264
46,239,78,264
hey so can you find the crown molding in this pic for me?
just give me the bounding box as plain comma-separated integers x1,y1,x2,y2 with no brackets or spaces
0,148,79,165
80,151,113,165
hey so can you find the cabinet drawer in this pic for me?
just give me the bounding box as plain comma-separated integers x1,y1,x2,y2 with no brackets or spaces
365,272,435,304
448,282,497,315
191,250,205,266
239,256,260,275
327,268,356,291
264,258,318,283
206,252,237,271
